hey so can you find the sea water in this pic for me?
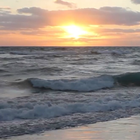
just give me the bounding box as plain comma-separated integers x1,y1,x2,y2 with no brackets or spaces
0,46,140,138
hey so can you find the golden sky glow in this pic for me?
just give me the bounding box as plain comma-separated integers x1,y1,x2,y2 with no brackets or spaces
1,0,140,46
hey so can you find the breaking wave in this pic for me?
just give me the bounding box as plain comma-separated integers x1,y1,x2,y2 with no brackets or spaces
0,95,140,121
28,75,114,92
13,72,140,92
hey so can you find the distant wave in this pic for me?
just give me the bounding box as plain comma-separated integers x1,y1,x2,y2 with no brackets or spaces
9,51,78,56
9,49,130,56
90,50,130,55
22,67,63,73
132,60,140,65
10,51,31,55
0,69,8,73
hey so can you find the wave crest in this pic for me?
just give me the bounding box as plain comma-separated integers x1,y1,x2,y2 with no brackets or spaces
12,72,140,92
29,76,114,92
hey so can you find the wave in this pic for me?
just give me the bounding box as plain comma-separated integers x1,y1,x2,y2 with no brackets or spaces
9,50,78,56
12,72,140,92
91,50,130,55
115,72,140,86
10,51,31,55
29,76,114,92
21,67,63,73
132,60,140,65
0,95,140,121
0,69,8,73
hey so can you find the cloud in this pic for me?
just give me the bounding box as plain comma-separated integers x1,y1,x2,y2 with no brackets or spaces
54,0,76,8
131,0,140,4
97,28,140,36
0,7,11,15
1,7,140,31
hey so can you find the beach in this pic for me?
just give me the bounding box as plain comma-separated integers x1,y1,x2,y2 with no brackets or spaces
3,115,140,140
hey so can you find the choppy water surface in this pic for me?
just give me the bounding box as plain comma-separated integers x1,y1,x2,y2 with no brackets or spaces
0,46,140,138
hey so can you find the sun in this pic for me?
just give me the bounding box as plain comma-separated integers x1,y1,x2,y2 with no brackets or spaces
62,25,87,39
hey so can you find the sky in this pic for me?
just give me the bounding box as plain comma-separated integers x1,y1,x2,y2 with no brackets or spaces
1,0,140,46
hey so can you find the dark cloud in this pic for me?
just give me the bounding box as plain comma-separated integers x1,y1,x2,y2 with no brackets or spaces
1,7,140,30
54,0,76,8
131,0,140,4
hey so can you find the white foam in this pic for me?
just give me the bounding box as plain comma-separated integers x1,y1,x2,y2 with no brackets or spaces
29,76,114,92
0,97,140,121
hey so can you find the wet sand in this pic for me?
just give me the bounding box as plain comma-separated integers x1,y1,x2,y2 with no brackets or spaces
3,115,140,140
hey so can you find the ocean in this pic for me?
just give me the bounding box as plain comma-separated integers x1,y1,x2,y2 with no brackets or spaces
0,46,140,138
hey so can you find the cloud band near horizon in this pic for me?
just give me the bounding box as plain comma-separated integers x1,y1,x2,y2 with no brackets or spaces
1,7,140,31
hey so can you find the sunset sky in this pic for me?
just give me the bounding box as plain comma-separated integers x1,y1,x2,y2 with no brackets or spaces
1,0,140,46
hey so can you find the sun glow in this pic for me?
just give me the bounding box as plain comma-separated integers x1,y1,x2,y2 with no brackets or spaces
62,25,87,39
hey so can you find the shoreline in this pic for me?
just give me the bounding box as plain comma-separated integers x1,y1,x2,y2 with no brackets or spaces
4,114,140,140
0,108,140,138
